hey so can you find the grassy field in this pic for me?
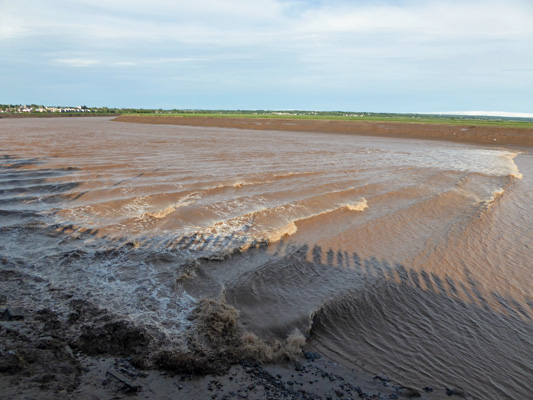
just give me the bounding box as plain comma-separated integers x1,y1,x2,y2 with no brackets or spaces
122,112,533,129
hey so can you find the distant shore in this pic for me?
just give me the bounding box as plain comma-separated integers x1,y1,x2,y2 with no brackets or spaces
0,113,117,118
113,115,533,147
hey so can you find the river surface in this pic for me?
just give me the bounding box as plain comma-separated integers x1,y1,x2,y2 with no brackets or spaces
1,117,531,399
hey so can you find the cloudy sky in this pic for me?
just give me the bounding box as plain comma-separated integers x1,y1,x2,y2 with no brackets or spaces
1,0,532,113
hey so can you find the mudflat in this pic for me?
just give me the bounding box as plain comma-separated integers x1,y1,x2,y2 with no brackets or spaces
113,115,533,146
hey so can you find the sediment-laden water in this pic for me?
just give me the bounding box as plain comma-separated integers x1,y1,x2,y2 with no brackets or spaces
1,117,531,399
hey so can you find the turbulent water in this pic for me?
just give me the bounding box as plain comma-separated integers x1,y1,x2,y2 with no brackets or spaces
1,117,531,399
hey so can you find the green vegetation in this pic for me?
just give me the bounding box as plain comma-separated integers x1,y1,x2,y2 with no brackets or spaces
123,110,533,129
2,104,533,128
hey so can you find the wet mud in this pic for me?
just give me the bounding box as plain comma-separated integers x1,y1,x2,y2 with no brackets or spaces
114,115,533,146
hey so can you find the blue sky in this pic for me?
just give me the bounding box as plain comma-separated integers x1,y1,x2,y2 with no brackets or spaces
1,0,532,113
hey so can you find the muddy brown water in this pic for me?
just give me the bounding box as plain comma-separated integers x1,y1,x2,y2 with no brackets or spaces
1,117,531,399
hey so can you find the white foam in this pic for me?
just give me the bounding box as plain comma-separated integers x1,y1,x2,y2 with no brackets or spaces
140,200,195,220
504,153,523,180
345,198,368,212
264,221,298,243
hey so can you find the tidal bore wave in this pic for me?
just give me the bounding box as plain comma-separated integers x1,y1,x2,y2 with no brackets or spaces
0,117,531,399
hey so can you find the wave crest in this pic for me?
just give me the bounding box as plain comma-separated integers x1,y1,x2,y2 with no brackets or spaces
345,198,368,212
140,200,195,220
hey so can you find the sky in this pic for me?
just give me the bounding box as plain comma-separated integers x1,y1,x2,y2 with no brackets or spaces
1,0,532,113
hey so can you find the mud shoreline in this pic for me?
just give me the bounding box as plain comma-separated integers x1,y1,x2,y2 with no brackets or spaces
113,115,533,147
0,266,451,399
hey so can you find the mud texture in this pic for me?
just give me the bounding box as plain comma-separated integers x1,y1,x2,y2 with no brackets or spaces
113,115,533,146
0,267,458,399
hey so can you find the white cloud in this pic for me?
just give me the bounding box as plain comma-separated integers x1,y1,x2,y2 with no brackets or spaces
55,58,101,68
3,1,532,49
53,56,209,68
300,1,532,37
2,1,532,111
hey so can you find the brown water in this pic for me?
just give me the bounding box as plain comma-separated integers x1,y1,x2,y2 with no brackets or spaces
1,117,531,399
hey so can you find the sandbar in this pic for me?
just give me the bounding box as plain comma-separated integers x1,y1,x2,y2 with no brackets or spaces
113,115,533,147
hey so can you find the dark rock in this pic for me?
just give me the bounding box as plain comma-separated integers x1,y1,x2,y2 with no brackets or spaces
374,374,390,382
0,352,21,373
75,319,151,356
1,307,24,321
294,361,305,371
304,351,321,361
397,386,422,398
35,337,66,351
423,387,434,392
36,309,62,331
155,350,220,375
35,308,57,319
33,373,56,383
69,299,106,320
67,312,80,323
131,354,150,369
353,386,364,396
335,388,344,397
